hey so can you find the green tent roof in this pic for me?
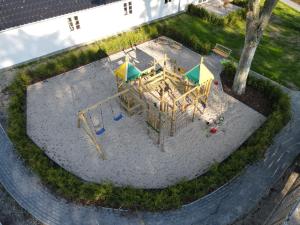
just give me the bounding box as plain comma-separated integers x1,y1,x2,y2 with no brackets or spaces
127,63,141,81
185,65,200,84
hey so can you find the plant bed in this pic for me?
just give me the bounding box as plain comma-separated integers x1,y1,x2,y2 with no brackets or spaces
220,68,272,116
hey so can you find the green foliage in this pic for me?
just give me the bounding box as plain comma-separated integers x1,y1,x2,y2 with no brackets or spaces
187,4,246,26
231,0,248,8
187,5,225,25
6,14,291,211
157,26,212,55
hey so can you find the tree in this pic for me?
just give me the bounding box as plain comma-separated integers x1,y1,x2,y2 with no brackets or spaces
232,0,279,95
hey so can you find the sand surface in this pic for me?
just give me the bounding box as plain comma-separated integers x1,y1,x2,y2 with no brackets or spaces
27,37,265,188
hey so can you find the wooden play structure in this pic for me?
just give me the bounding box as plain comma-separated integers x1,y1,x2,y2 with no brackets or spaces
77,53,214,158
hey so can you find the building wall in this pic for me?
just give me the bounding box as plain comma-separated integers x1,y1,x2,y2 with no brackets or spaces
0,0,197,69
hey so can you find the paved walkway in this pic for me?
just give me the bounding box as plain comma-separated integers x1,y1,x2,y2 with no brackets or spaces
0,69,300,225
280,0,300,11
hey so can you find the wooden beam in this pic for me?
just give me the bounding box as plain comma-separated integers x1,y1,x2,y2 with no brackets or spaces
78,113,106,159
80,89,130,114
145,77,164,89
174,85,199,102
144,72,163,85
165,70,184,80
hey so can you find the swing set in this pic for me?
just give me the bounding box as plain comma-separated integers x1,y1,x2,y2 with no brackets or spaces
77,89,131,159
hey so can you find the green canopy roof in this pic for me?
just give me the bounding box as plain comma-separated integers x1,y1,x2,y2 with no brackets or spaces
185,65,200,84
127,63,142,81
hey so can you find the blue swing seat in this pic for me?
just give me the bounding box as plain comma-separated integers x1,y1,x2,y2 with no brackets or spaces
96,127,106,136
113,113,123,121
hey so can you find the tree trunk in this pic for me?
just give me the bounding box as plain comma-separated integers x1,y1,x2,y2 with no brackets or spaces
232,42,258,95
231,0,279,95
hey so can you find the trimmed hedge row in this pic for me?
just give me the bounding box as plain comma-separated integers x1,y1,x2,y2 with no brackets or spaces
187,4,246,26
7,24,290,211
232,0,248,8
158,25,212,54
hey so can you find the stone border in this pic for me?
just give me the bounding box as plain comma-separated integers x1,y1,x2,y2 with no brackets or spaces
0,74,299,224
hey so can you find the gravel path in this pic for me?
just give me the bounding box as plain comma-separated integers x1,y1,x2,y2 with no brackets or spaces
0,69,42,225
0,184,42,225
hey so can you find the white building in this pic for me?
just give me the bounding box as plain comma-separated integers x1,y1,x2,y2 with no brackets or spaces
0,0,203,70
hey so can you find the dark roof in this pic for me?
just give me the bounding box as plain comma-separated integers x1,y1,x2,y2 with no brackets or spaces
0,0,120,31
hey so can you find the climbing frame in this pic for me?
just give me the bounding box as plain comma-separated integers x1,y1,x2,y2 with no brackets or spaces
77,52,214,159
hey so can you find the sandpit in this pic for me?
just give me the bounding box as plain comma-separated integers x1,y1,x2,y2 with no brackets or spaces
27,37,266,188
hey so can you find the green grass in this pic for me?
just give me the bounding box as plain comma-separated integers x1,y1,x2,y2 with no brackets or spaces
164,2,300,88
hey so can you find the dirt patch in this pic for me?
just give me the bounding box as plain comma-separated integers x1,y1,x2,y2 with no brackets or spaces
220,73,272,116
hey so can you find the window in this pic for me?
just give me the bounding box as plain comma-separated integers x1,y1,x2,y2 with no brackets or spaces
124,1,133,15
165,0,171,4
68,16,81,31
74,16,80,29
128,2,132,14
68,18,74,31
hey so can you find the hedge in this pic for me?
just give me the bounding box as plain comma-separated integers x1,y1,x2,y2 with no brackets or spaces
232,0,248,8
187,4,246,26
6,24,291,211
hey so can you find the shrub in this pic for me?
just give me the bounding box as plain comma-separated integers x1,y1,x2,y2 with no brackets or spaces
187,4,246,26
232,0,248,8
187,5,224,26
159,27,212,55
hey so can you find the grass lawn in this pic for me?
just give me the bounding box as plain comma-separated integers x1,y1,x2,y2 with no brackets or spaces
160,2,300,89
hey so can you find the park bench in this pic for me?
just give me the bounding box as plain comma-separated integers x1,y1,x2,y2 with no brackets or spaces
212,43,232,58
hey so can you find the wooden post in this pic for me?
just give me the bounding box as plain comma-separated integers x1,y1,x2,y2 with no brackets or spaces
170,99,176,136
78,113,106,160
192,88,199,122
158,112,165,151
138,77,142,98
77,112,81,128
200,56,204,66
163,54,167,80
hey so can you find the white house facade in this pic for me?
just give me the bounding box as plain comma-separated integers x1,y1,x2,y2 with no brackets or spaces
0,0,200,70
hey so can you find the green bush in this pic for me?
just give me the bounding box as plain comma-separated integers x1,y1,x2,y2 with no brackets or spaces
187,4,246,26
6,22,291,211
187,5,224,25
159,27,212,55
232,0,248,8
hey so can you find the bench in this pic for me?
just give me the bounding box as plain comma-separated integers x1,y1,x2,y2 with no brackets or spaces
212,44,232,58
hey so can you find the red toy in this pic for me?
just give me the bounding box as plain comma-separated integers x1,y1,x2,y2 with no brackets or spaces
210,127,218,134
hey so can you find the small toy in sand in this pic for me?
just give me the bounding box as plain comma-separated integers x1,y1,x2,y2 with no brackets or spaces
210,127,218,134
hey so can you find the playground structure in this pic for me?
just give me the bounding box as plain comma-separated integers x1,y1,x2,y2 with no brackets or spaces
27,37,266,187
77,53,214,159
